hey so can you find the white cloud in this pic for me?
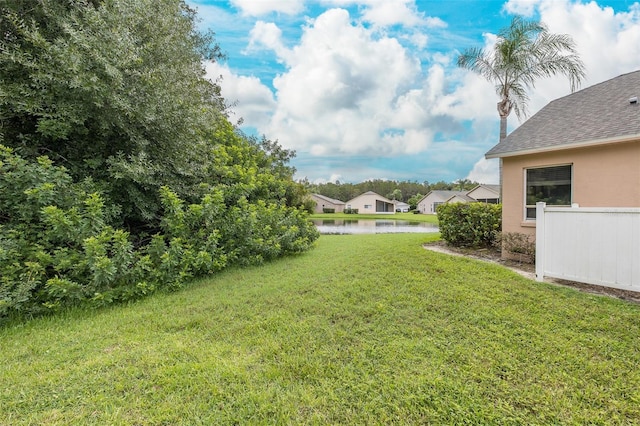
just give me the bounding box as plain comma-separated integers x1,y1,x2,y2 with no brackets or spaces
230,0,305,16
466,158,500,184
208,0,640,183
247,21,291,61
503,0,537,17
204,62,276,128
255,8,448,156
322,0,446,28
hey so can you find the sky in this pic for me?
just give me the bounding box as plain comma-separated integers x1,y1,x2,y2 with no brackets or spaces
185,0,640,184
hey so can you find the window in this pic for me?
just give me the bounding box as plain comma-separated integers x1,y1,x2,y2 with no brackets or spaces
432,202,443,213
525,164,572,219
364,204,372,209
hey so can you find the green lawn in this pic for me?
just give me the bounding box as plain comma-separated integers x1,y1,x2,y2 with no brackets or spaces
309,212,438,223
2,234,640,424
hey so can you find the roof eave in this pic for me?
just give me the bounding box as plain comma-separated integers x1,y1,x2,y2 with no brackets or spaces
485,134,640,159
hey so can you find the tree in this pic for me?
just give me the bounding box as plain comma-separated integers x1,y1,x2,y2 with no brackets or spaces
388,189,402,201
0,0,226,223
457,16,585,143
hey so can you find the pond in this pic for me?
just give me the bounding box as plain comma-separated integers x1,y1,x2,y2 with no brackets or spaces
311,219,439,235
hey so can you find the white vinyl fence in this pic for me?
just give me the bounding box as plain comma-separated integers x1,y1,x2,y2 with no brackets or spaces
535,202,640,292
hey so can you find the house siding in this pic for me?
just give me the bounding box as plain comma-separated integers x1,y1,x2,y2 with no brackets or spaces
347,192,395,214
501,140,640,245
311,194,345,214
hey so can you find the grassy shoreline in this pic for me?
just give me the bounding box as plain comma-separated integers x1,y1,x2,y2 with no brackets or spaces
309,212,438,224
2,233,640,424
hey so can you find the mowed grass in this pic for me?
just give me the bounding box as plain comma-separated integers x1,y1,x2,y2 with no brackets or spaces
2,234,640,424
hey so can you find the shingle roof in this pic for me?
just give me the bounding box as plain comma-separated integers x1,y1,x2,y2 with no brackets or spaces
486,70,640,158
312,193,345,205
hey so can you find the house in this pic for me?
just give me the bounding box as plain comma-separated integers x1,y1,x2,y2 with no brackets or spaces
394,201,410,212
444,193,477,204
466,184,500,204
346,191,396,214
311,193,345,213
485,70,640,256
416,190,469,214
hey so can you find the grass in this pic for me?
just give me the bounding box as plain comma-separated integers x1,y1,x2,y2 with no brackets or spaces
309,212,438,223
2,234,640,424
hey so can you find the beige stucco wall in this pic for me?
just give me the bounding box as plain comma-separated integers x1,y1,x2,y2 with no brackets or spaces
501,140,640,241
311,194,345,213
347,193,395,214
417,193,443,214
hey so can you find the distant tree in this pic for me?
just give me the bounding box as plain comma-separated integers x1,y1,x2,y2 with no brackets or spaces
387,189,402,201
457,16,584,143
408,193,423,210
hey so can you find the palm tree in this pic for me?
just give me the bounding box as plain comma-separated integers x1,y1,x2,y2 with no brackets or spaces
457,16,585,143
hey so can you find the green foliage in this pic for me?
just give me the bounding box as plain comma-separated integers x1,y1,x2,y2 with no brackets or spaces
437,202,502,248
0,147,318,320
0,0,226,223
0,0,320,321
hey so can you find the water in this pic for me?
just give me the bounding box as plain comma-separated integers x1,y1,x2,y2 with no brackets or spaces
311,218,439,234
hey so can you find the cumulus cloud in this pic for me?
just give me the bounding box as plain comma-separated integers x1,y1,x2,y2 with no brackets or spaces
466,158,500,184
322,0,446,28
255,9,440,155
230,0,305,16
206,0,640,184
204,62,276,128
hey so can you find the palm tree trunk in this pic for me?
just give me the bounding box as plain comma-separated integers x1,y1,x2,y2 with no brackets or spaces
499,115,508,143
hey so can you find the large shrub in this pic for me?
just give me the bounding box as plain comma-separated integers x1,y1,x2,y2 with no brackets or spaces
0,1,321,322
0,147,318,320
437,202,502,248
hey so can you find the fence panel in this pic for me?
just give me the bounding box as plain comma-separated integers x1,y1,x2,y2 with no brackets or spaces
536,203,640,292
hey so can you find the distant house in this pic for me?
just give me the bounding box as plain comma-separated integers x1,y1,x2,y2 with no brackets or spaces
485,70,640,255
311,193,345,214
416,190,468,214
394,201,410,212
466,184,500,204
444,193,477,204
346,191,395,214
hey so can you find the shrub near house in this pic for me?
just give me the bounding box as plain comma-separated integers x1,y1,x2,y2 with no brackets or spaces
437,203,502,248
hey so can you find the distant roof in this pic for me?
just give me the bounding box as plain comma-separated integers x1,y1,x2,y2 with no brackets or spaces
468,184,500,195
419,190,468,203
486,70,640,158
312,193,345,205
347,191,395,204
446,194,476,203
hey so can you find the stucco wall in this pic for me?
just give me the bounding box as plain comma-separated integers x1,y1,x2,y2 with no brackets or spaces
311,194,345,213
347,193,395,214
501,140,640,240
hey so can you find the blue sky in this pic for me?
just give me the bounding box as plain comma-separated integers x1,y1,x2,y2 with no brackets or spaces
186,0,640,184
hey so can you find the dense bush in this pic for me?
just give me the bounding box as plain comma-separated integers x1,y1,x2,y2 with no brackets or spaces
437,202,502,248
0,1,321,321
0,147,318,319
344,208,359,214
323,208,335,213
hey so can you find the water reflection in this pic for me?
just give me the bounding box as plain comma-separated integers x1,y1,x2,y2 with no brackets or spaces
311,219,439,234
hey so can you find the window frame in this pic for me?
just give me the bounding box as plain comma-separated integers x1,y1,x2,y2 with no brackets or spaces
523,163,573,221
